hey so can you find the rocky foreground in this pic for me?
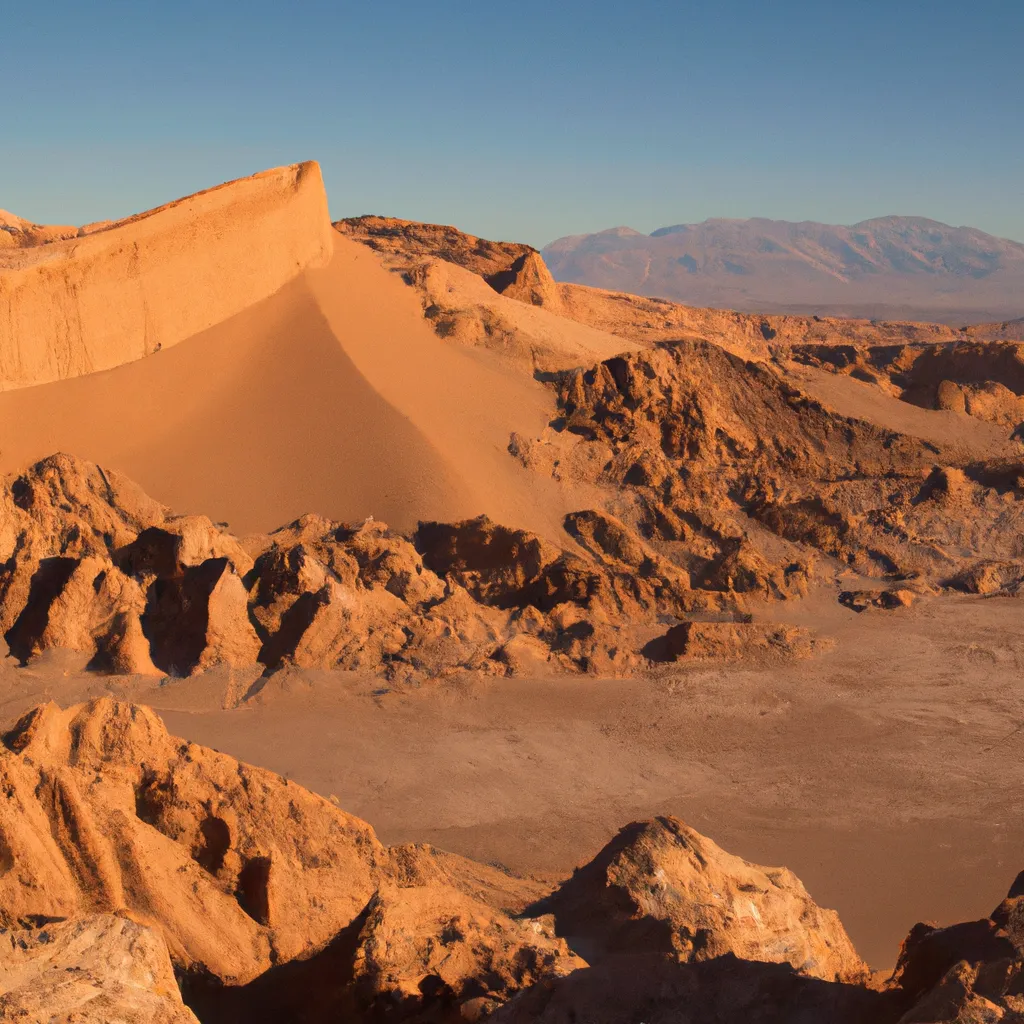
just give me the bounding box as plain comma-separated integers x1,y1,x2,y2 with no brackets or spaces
0,697,1018,1023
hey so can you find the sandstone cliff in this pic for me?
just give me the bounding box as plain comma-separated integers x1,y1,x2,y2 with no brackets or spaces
0,162,333,389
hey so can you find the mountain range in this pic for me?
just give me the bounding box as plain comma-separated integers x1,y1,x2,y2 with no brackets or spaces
542,216,1024,325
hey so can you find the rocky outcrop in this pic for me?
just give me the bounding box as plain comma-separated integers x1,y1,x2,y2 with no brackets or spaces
346,884,582,1020
0,456,264,677
143,558,261,675
0,915,199,1023
648,620,818,661
0,698,890,1024
486,250,564,311
335,215,534,277
511,341,1024,595
0,697,575,1010
3,330,1022,681
0,208,80,248
532,817,866,984
839,588,918,612
13,699,1024,1024
5,555,158,673
885,873,1024,1023
340,213,1007,365
0,457,806,680
0,162,334,389
790,341,1024,435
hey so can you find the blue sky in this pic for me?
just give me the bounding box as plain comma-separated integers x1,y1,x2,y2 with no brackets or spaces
3,0,1022,246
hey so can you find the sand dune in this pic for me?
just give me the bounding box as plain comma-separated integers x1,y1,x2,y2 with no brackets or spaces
0,231,590,536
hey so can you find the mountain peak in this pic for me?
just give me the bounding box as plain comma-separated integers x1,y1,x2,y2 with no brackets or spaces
543,215,1024,324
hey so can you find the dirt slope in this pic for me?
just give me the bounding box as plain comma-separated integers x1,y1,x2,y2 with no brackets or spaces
0,231,598,538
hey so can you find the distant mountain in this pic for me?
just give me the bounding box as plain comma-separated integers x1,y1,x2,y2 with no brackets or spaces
542,217,1024,325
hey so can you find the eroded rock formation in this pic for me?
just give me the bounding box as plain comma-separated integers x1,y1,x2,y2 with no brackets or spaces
335,215,535,277
0,915,200,1023
0,163,334,389
790,341,1024,436
0,697,895,1024
532,816,866,983
0,453,813,682
512,341,1024,592
0,697,579,1020
6,697,1024,1023
2,319,1022,686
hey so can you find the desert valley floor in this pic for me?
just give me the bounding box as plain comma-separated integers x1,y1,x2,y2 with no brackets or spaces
1,591,1021,971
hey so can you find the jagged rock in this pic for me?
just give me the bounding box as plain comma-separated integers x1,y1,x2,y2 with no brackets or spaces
118,516,254,578
887,872,1024,1022
335,215,534,277
0,698,574,1019
839,589,918,612
651,620,816,661
416,515,598,613
0,453,166,566
348,884,583,1021
143,558,261,675
791,341,1024,434
518,338,1024,594
945,560,1024,596
0,914,199,1023
486,250,564,311
4,555,158,672
534,816,867,984
1,698,926,1024
0,699,385,984
563,508,693,615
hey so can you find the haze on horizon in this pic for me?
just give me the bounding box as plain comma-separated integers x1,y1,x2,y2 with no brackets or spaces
3,0,1022,248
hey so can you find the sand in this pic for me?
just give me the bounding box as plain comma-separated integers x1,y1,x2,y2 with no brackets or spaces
0,232,590,537
1,590,1019,971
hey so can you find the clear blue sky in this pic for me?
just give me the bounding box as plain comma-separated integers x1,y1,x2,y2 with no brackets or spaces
4,0,1022,247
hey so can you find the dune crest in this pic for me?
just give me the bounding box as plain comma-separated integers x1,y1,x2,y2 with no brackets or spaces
0,162,333,389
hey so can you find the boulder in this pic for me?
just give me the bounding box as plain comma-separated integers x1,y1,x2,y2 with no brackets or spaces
0,914,199,1024
536,816,867,983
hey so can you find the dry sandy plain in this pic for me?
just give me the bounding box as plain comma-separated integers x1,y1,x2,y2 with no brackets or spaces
1,589,1021,970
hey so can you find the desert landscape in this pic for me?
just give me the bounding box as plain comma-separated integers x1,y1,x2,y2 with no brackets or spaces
1,159,1023,1024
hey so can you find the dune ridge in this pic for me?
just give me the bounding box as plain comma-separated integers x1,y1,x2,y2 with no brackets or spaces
0,162,333,389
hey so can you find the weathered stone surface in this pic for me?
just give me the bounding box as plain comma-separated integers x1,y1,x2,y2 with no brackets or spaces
535,816,867,983
0,163,334,389
486,250,564,311
0,698,575,1019
0,915,199,1024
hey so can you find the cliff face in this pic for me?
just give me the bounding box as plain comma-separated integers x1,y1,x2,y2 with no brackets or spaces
0,162,334,389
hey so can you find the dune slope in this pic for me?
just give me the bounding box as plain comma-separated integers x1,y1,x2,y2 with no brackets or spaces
0,232,588,537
